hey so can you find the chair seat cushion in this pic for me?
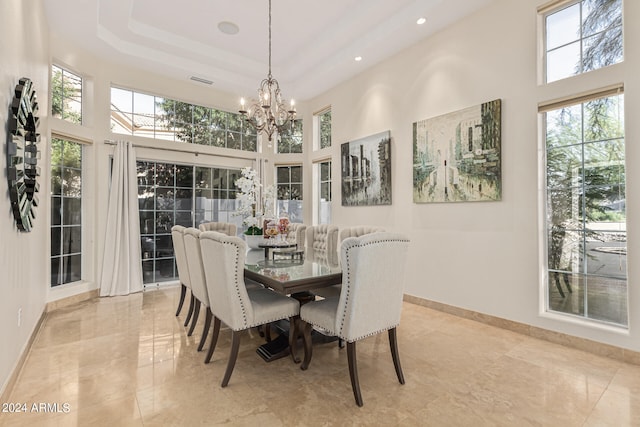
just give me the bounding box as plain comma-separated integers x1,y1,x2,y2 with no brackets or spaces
300,297,340,337
246,288,300,328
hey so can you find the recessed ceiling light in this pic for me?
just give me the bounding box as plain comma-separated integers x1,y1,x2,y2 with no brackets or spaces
417,17,426,25
218,21,239,35
354,56,362,62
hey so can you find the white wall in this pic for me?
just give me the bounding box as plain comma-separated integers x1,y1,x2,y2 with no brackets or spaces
0,0,50,394
306,0,640,352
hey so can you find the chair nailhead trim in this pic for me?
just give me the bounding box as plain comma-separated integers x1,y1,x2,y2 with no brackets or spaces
223,240,248,327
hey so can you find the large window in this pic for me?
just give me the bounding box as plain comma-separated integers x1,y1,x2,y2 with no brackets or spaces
111,87,257,151
544,0,622,83
276,165,303,223
51,138,82,286
137,161,242,285
543,91,627,326
278,119,303,153
51,65,82,124
318,161,332,224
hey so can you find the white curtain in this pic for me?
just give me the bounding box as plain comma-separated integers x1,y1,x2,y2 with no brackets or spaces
99,141,143,296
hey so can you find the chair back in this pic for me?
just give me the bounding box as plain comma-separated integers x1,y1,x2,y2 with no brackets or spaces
338,226,385,244
305,225,339,264
171,225,191,289
183,227,210,307
336,232,410,342
286,223,307,249
198,221,237,236
199,231,253,331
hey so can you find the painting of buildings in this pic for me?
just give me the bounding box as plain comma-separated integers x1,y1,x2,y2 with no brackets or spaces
413,99,501,203
341,131,392,206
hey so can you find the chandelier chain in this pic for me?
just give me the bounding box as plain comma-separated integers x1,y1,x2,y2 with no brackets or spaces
268,0,272,78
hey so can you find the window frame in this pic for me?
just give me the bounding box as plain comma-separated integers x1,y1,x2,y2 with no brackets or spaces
277,119,303,154
541,0,623,84
137,160,244,286
540,88,628,327
316,160,332,225
110,86,258,152
275,164,303,223
51,64,83,125
313,107,332,151
50,136,83,287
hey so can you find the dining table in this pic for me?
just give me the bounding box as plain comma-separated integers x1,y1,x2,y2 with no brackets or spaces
244,249,342,362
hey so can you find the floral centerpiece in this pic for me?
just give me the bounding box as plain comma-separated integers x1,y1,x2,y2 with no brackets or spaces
235,167,275,248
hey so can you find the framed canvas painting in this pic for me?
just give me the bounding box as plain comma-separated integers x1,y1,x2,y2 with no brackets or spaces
413,99,501,203
341,131,392,206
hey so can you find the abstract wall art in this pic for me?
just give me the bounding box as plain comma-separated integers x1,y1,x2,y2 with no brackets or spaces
413,99,501,203
341,131,392,206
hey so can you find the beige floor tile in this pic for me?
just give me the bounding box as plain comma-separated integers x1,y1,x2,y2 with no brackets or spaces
5,286,638,426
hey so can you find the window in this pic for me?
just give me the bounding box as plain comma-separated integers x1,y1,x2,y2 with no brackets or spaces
111,87,257,151
544,0,622,83
137,161,242,285
316,108,332,149
276,165,303,223
543,91,627,326
51,65,82,124
194,167,241,227
278,119,303,153
318,161,332,224
51,138,82,286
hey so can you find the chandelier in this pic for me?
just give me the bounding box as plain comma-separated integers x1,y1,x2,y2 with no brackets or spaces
239,0,296,146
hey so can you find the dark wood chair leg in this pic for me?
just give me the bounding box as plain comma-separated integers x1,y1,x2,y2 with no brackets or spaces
388,328,405,385
264,322,272,342
338,338,344,349
175,284,186,316
221,330,242,387
187,299,201,336
205,317,221,364
184,294,195,327
288,316,300,363
198,307,212,351
300,321,314,371
347,341,363,407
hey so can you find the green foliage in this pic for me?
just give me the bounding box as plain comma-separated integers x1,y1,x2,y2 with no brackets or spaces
244,225,263,235
157,98,257,151
278,119,303,153
51,67,82,124
319,110,332,149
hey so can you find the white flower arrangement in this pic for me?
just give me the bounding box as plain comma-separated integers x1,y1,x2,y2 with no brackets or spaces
235,167,275,235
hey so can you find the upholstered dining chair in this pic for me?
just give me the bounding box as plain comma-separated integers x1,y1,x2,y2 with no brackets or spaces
171,225,194,325
198,221,237,236
285,223,307,249
314,226,386,300
299,232,410,407
305,224,339,265
183,228,213,350
338,225,385,245
199,231,300,387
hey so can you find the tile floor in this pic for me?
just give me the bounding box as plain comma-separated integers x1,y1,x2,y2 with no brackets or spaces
2,286,640,426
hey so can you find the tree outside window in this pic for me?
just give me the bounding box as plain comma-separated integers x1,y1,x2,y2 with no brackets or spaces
545,93,626,325
545,0,622,83
51,65,82,124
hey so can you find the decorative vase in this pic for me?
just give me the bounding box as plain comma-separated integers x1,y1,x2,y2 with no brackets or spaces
244,234,264,250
